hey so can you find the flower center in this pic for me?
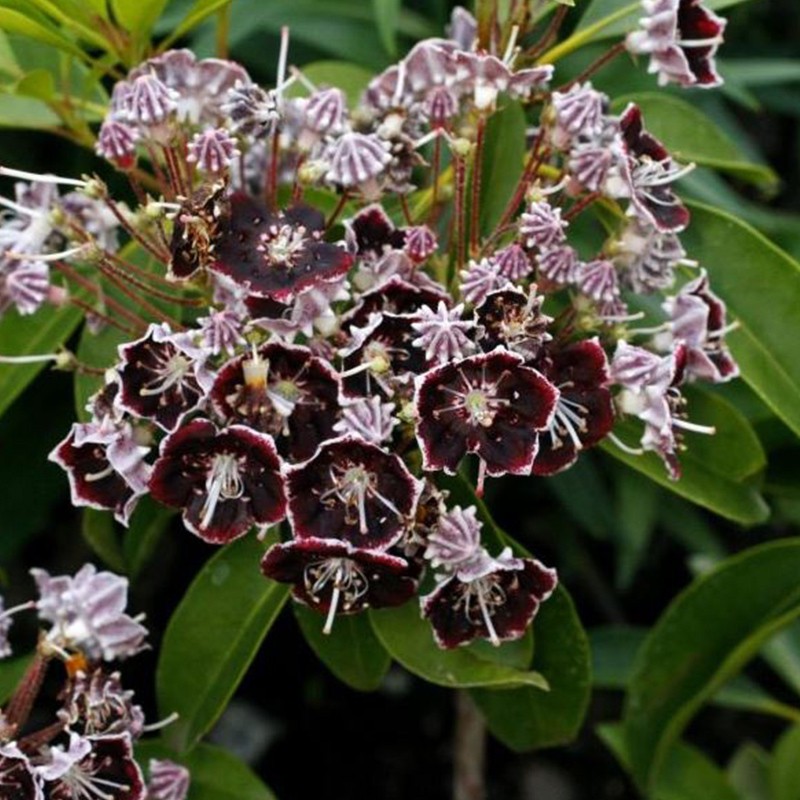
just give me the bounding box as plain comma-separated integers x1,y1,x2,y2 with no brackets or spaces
139,350,191,397
453,574,508,646
59,761,130,800
258,223,309,267
303,557,369,634
200,453,244,529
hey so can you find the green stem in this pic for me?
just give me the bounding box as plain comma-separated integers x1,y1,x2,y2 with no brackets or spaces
536,2,639,64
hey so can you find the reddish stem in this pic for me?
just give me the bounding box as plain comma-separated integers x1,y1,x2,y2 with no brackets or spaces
102,194,172,263
560,41,627,91
564,191,601,222
431,134,442,214
400,194,414,226
3,653,50,732
494,127,548,234
69,297,140,337
469,116,487,257
453,155,468,271
326,192,350,230
524,4,569,61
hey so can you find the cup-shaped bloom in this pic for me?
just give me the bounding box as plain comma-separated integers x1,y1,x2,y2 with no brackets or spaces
285,436,421,549
261,537,418,633
532,339,614,475
0,742,43,800
475,286,552,360
210,342,341,462
415,350,558,491
149,419,286,544
421,551,557,649
211,193,353,301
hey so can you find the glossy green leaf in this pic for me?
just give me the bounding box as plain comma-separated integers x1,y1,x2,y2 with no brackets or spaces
160,0,231,49
762,620,800,698
286,60,373,107
720,58,800,87
0,92,60,127
610,92,776,187
575,0,747,41
371,0,400,56
82,508,126,573
727,743,771,800
111,0,168,33
14,67,55,100
614,468,658,588
294,603,391,691
156,532,290,752
0,30,21,76
135,741,277,800
0,305,82,418
0,655,33,705
600,724,741,800
123,496,175,579
369,600,548,690
623,539,800,790
771,723,800,800
0,9,85,58
471,586,591,750
591,625,800,721
683,202,800,440
478,100,526,236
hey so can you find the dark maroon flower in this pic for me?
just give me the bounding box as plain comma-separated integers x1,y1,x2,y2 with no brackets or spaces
285,437,421,549
415,350,558,494
626,0,726,89
619,104,691,233
147,759,190,800
340,312,426,398
38,733,144,800
532,339,614,475
149,419,286,544
210,342,340,461
117,324,209,431
346,204,406,261
211,192,353,301
49,422,150,525
475,285,552,360
0,742,43,800
422,552,557,649
168,182,228,280
261,537,418,633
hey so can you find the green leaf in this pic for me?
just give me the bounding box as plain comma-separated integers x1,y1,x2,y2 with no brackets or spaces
762,620,800,698
0,8,85,58
614,468,658,589
74,323,128,421
369,600,548,690
111,0,168,33
0,91,60,127
82,508,126,572
771,723,800,800
371,0,400,57
294,603,391,691
0,654,33,705
610,93,776,187
285,60,373,108
720,58,800,88
0,305,82,419
478,100,526,236
135,741,277,800
591,625,800,721
159,0,231,50
623,539,800,790
156,532,290,752
683,202,800,440
599,724,741,800
471,586,591,750
14,67,55,100
727,743,771,800
123,496,175,579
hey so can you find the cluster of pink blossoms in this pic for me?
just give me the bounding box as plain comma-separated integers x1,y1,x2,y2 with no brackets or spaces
0,2,736,650
0,567,188,800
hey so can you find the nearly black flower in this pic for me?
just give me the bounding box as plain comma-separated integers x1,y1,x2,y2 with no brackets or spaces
421,551,557,649
210,342,341,461
532,339,614,476
211,192,352,301
261,537,418,633
149,419,286,543
415,350,558,494
285,437,421,549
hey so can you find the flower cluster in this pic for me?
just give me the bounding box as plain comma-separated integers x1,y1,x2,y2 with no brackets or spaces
0,566,190,800
2,1,737,649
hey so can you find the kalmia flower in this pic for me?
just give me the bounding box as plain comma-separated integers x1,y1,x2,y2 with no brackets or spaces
424,505,483,573
536,244,578,286
186,127,240,174
149,419,286,543
325,132,392,195
415,350,558,494
613,216,690,292
0,742,43,800
519,200,568,250
212,193,352,301
32,564,148,662
550,83,607,148
422,550,557,648
494,243,533,282
333,396,398,445
285,437,421,548
475,285,552,360
459,257,505,306
261,537,418,633
411,301,475,365
627,0,727,89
